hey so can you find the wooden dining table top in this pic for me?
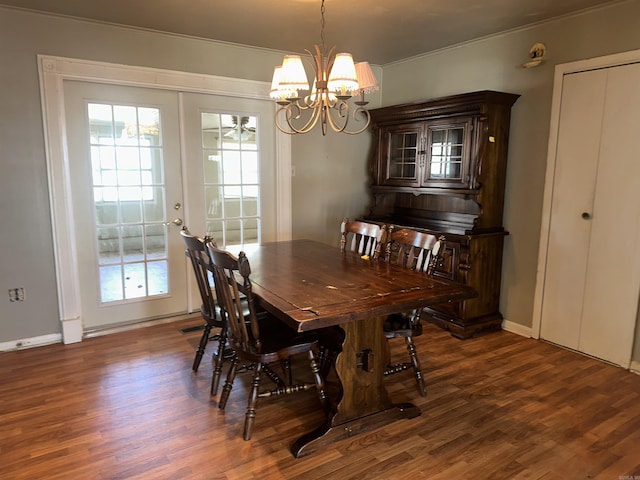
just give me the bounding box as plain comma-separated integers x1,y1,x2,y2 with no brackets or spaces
231,239,477,457
242,239,477,332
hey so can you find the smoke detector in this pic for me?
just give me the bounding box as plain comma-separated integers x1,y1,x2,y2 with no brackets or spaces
522,42,546,68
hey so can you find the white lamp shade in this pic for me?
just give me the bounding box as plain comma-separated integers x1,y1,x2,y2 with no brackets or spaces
270,66,295,100
354,62,379,94
328,53,359,94
279,55,310,91
270,66,283,99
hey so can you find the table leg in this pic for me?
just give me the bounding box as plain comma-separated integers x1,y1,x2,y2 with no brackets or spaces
291,316,421,458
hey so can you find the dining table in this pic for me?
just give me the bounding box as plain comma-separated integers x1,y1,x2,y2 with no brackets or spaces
241,239,477,457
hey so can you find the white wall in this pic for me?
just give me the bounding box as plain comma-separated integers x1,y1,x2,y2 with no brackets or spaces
380,0,640,354
0,7,379,344
291,126,376,246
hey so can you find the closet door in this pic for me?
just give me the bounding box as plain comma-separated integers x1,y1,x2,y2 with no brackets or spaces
540,62,640,367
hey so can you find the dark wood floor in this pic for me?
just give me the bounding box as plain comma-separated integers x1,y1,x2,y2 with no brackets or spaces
1,317,639,480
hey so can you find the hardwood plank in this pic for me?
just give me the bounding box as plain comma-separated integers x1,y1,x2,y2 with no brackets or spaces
1,318,639,479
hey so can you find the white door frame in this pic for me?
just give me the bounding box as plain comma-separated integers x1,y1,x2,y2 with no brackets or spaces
532,48,640,341
38,55,292,344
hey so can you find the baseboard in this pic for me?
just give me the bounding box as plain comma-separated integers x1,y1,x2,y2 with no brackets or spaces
501,319,532,338
502,320,640,374
0,333,62,352
0,313,200,352
83,313,201,338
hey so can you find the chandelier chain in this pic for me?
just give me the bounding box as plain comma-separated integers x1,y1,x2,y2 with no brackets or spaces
320,0,326,52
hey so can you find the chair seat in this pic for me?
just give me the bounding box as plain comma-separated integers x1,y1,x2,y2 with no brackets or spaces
383,313,423,338
247,331,318,364
249,316,341,362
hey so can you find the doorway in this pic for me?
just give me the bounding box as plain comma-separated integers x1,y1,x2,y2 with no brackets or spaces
39,56,291,342
533,51,640,368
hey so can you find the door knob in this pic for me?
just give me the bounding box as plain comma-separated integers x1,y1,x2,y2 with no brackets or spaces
581,212,592,220
166,218,183,226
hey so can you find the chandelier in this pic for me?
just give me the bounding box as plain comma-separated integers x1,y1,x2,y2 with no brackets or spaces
269,0,378,136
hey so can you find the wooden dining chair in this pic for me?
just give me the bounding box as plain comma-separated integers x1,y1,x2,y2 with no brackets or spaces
180,227,228,396
206,243,328,441
381,227,445,396
340,217,385,258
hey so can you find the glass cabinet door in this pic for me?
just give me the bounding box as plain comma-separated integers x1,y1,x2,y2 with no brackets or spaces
382,124,423,186
423,118,473,188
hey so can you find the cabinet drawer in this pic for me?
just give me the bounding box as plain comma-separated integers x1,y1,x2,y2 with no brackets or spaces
426,301,460,318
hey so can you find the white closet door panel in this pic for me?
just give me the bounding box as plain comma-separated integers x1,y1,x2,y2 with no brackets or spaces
579,63,640,366
540,70,607,348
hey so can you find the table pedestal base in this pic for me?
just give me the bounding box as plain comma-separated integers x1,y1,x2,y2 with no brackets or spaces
291,318,422,457
291,402,420,458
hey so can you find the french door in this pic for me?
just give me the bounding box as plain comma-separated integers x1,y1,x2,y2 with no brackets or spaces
62,81,277,330
40,56,290,342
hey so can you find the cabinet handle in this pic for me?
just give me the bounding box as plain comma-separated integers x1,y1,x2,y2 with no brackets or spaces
581,212,592,220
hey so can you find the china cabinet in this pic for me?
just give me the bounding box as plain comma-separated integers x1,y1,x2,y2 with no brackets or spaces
365,90,519,338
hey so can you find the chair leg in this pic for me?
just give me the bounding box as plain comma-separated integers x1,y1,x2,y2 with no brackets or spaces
218,356,240,410
281,358,292,386
243,363,263,441
308,350,328,410
405,336,426,397
192,323,212,371
210,327,228,396
317,346,337,380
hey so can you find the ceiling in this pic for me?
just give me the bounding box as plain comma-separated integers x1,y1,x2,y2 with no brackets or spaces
0,0,622,65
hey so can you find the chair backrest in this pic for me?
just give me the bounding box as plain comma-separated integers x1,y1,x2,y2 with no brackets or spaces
206,243,262,354
385,227,445,275
180,227,218,322
340,218,386,257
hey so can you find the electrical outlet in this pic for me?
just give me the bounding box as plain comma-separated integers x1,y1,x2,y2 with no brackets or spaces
9,288,25,302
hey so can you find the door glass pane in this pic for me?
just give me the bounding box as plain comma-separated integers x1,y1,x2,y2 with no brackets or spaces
147,260,168,296
205,186,223,219
201,112,260,247
122,225,144,262
145,224,167,260
388,131,418,180
143,187,165,222
100,265,123,303
123,262,146,299
244,218,260,244
88,102,169,303
429,126,464,180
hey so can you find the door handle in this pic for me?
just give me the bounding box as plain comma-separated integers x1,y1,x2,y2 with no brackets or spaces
166,218,183,226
